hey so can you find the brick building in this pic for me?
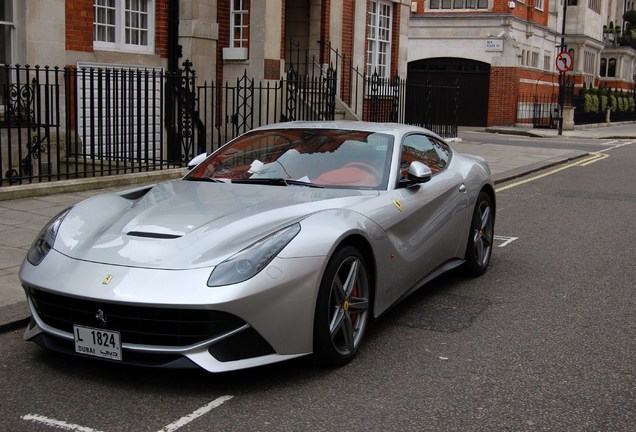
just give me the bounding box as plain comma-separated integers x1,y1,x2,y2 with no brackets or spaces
1,0,413,122
3,0,634,130
1,0,417,181
408,0,636,127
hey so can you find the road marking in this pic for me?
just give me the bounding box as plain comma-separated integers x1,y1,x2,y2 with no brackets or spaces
21,395,234,432
601,139,619,146
599,140,635,152
494,235,518,247
578,152,608,166
158,396,234,432
495,152,607,192
21,414,103,432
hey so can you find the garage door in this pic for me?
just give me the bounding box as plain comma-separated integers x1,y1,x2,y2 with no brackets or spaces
408,58,490,127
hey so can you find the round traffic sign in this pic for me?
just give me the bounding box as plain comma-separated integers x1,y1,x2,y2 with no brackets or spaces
556,51,573,72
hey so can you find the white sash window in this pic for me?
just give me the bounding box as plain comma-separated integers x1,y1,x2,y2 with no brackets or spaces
366,0,392,78
94,0,155,54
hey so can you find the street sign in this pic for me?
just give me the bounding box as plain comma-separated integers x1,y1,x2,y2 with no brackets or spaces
556,51,573,72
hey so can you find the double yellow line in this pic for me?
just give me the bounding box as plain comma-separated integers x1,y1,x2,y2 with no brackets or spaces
495,152,608,192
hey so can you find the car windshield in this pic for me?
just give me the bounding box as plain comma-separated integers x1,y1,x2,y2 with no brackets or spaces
185,128,394,189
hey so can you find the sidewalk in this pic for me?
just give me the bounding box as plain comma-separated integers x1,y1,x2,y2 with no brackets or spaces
2,122,632,331
485,120,636,139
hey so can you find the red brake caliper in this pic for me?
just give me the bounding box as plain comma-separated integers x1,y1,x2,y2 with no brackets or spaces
350,284,358,325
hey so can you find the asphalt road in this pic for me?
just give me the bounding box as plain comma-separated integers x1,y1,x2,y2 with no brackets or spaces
1,138,634,431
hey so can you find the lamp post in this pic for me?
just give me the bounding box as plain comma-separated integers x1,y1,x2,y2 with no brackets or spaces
557,1,568,135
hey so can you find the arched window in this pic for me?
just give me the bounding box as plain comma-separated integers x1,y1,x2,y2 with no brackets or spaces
608,58,617,77
600,58,607,77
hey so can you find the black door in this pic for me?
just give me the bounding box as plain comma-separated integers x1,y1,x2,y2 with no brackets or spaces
408,58,490,127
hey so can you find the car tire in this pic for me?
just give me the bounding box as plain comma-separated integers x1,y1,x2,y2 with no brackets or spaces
463,191,494,276
313,246,371,366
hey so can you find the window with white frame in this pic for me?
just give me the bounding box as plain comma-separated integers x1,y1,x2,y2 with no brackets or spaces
231,0,248,48
622,58,632,80
531,51,539,68
429,0,488,10
93,0,154,53
583,49,596,87
534,0,543,10
543,51,551,71
0,0,15,106
367,0,392,78
600,57,618,78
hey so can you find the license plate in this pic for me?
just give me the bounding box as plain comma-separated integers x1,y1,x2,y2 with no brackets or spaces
73,325,122,361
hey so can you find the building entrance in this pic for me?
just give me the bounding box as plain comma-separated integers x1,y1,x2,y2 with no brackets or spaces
408,58,490,126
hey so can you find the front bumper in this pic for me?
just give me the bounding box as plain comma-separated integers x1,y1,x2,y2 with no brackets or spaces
20,250,325,372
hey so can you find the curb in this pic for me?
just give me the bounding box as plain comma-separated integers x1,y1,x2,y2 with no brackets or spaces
485,126,636,140
492,151,589,184
0,301,30,333
485,127,546,138
0,169,185,202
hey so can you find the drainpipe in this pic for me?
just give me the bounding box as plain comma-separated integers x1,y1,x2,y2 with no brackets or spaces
168,0,181,73
166,0,181,162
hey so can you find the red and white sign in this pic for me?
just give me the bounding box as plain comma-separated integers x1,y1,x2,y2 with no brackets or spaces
556,51,573,72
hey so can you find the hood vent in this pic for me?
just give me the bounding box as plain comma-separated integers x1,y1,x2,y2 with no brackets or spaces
127,231,182,239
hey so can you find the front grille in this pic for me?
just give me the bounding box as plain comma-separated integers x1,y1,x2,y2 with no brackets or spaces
27,287,246,347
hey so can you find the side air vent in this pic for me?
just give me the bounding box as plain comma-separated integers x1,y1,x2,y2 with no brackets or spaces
118,187,153,200
127,231,182,239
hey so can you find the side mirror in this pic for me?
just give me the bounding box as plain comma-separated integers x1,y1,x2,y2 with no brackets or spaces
398,161,432,187
405,161,432,185
187,153,208,170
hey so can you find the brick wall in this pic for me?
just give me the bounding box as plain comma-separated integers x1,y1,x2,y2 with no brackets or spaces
493,0,549,26
413,0,549,26
155,0,168,58
217,0,230,84
391,2,400,78
65,0,93,52
341,0,354,104
280,0,286,59
517,69,561,97
488,66,520,126
320,0,331,63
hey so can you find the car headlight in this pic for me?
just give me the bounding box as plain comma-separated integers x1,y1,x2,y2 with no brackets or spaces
207,223,301,287
27,208,71,266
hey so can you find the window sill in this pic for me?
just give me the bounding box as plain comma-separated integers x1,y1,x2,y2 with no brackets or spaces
223,47,248,61
93,44,155,56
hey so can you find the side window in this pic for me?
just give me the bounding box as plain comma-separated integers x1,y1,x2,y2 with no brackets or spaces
429,137,451,168
401,134,446,177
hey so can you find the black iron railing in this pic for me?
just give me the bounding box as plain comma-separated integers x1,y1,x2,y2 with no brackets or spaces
1,64,177,186
2,53,462,187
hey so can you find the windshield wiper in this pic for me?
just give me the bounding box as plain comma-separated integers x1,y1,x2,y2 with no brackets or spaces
286,179,324,188
231,178,323,188
184,177,225,183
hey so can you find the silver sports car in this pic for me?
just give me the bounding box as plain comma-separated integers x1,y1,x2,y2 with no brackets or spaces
20,121,495,372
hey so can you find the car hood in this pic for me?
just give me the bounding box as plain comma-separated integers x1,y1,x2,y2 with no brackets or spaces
54,180,378,269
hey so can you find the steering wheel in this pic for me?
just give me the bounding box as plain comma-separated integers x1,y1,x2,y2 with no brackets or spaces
343,162,381,179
